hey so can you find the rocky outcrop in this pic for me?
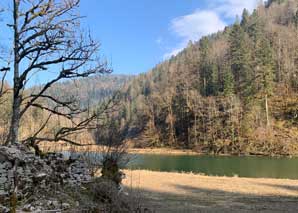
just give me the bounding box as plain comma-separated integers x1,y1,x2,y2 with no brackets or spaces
0,144,92,210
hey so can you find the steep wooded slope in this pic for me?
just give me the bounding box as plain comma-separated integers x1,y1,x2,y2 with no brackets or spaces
110,1,298,155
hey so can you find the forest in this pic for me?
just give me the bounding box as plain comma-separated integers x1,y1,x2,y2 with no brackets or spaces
105,0,298,156
1,0,298,156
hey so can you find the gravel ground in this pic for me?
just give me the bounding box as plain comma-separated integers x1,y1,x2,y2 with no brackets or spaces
123,170,298,213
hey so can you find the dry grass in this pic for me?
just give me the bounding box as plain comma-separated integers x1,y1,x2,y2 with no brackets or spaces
128,148,199,155
40,144,201,156
123,170,298,212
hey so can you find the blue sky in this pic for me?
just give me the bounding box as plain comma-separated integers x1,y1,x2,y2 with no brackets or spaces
79,0,259,75
0,0,260,85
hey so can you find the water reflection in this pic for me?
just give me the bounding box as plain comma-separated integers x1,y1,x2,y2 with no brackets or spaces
128,155,298,179
62,152,298,179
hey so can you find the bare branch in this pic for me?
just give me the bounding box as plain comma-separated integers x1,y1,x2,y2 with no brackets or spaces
5,0,111,146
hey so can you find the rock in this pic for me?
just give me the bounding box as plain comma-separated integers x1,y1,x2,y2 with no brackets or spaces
0,154,7,163
47,200,52,206
0,177,7,184
62,202,71,209
0,204,9,213
51,200,60,209
22,204,32,211
0,145,92,210
33,172,47,182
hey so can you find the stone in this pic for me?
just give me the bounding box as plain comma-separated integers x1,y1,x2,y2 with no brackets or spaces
47,200,52,206
0,144,93,210
0,204,9,213
62,202,70,209
22,204,32,211
0,177,7,184
0,153,7,163
51,200,60,209
33,173,47,182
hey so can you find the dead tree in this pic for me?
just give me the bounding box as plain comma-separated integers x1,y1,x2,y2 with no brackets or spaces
4,0,111,146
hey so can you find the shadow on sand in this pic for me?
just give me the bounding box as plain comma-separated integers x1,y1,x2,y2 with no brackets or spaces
128,183,298,213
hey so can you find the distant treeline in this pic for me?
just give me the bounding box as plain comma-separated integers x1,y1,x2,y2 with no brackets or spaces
0,75,132,144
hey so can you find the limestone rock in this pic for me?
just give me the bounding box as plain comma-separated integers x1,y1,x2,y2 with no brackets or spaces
0,144,92,210
0,204,9,213
62,202,71,209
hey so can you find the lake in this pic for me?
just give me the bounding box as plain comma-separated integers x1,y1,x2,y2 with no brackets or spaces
127,154,298,179
65,152,298,179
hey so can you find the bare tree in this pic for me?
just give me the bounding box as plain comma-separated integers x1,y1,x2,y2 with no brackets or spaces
4,0,111,146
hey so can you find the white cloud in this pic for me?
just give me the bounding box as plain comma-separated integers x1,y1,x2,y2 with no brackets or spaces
214,0,259,18
163,0,259,59
171,10,226,42
164,10,226,59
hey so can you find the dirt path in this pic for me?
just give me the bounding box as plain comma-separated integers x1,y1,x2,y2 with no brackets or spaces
123,170,298,212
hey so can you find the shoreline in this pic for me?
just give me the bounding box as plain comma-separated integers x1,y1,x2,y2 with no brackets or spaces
128,148,200,155
124,169,298,180
40,144,203,155
40,144,295,157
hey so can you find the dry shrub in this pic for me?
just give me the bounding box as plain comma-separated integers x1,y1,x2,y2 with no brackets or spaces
86,178,136,212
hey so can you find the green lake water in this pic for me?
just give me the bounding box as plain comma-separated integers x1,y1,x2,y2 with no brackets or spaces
127,154,298,179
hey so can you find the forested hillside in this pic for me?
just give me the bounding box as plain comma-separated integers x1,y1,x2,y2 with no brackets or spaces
45,74,133,108
2,0,298,156
0,75,132,144
109,0,298,155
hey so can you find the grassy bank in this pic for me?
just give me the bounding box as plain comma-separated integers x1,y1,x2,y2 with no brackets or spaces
41,144,296,158
40,143,201,156
123,170,298,212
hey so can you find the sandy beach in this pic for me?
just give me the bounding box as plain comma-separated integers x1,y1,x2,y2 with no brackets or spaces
123,170,298,212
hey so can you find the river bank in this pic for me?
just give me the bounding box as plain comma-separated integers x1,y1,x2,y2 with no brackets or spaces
128,148,200,155
123,170,298,212
40,143,295,157
40,144,202,155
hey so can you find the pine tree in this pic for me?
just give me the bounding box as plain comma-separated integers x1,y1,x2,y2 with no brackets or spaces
248,10,264,43
223,68,235,97
266,0,286,8
199,37,210,96
241,9,250,30
210,64,219,95
253,35,275,127
255,38,275,96
229,22,252,96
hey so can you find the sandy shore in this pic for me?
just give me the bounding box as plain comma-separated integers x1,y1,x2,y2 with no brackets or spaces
40,144,201,156
123,170,298,212
128,148,199,155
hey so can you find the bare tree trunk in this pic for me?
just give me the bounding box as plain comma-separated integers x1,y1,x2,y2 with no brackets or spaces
6,0,20,145
194,110,197,147
265,94,270,127
168,104,175,146
277,37,281,82
203,77,206,96
8,97,21,144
